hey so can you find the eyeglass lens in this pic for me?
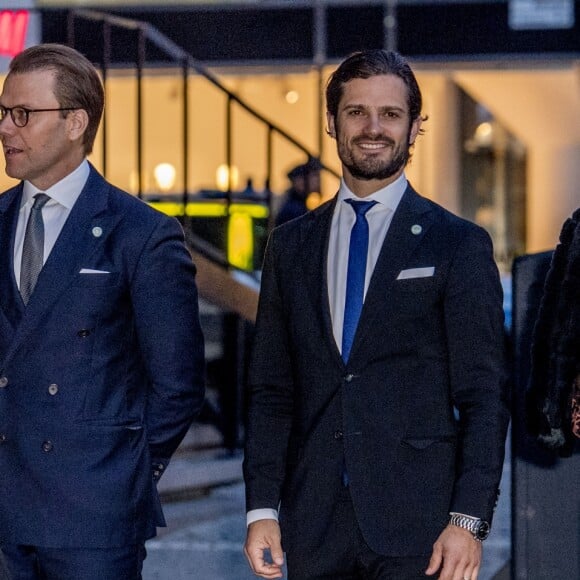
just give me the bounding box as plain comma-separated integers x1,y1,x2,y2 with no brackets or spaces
0,107,28,127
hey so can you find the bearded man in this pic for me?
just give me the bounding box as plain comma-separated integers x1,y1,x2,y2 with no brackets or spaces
243,50,509,580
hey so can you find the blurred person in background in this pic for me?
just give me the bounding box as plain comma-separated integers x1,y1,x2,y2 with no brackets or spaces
275,157,322,226
527,207,580,455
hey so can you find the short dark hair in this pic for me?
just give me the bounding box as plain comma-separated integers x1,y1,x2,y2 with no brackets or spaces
326,50,424,127
9,43,104,155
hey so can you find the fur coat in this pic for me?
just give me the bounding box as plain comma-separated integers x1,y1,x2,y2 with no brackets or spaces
527,208,580,456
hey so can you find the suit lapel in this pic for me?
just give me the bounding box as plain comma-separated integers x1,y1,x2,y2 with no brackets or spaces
299,197,343,363
0,184,24,350
4,167,120,365
351,186,435,359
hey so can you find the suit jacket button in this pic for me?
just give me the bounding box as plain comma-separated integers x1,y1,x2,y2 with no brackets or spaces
0,434,6,443
77,329,91,338
0,376,8,388
48,384,59,396
334,430,343,440
42,441,54,453
344,374,354,383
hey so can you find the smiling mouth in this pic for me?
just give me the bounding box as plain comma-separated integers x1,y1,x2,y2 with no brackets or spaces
354,135,395,150
358,142,389,150
3,146,22,157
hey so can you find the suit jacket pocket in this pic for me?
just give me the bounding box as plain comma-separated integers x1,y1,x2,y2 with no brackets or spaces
78,417,143,429
395,436,457,506
394,276,437,293
401,435,456,450
73,272,120,287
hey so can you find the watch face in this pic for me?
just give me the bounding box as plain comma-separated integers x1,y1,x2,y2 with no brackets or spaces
476,520,491,541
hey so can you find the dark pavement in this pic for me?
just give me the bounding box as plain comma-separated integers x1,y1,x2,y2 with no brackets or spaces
142,430,512,580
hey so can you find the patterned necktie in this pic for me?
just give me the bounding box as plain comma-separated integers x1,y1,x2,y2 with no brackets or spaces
342,199,377,362
20,193,50,305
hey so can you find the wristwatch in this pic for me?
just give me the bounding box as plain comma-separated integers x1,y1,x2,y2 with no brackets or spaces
449,512,490,542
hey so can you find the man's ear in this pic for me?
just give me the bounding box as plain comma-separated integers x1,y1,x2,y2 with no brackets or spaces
409,116,422,146
326,112,336,139
67,108,89,142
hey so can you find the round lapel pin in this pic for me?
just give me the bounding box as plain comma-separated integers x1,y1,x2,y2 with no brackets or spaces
92,226,103,238
411,224,422,235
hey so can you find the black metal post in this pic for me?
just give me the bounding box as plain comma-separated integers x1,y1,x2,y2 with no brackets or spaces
226,96,233,211
66,11,75,47
220,313,247,453
182,57,189,214
101,21,111,179
136,26,146,199
384,0,398,52
313,0,327,159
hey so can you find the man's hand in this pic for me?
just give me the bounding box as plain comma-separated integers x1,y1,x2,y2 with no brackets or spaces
425,524,482,580
244,519,285,579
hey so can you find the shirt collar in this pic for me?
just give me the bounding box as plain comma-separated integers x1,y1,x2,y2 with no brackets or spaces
337,172,408,213
21,160,90,210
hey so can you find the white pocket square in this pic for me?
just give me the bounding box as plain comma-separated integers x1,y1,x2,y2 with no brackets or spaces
396,267,435,280
79,268,110,274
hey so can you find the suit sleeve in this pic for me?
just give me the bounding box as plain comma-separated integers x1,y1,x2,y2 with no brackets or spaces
243,231,295,511
444,225,510,523
130,216,205,478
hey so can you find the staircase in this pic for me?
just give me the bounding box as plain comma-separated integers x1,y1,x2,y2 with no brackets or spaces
59,8,335,494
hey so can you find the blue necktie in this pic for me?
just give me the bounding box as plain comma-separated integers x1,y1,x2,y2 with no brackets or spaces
342,199,377,362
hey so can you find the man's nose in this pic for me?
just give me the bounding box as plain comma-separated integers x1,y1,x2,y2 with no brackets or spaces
0,114,15,135
0,113,10,129
363,113,382,135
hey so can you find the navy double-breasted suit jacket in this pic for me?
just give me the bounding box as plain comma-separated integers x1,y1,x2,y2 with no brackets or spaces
0,165,205,548
244,185,510,556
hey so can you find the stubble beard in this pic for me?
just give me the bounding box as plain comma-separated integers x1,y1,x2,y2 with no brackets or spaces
337,128,412,182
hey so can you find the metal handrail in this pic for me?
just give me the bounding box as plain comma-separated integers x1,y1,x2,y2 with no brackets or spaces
65,8,326,452
67,8,339,211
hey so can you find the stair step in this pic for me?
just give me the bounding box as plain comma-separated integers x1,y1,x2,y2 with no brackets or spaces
158,448,243,500
177,423,224,453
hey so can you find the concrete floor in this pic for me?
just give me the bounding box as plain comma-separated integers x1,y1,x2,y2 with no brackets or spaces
143,483,256,580
143,435,512,580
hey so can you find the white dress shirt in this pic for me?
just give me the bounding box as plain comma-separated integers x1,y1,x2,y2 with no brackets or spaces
247,173,408,526
327,173,407,351
14,160,90,288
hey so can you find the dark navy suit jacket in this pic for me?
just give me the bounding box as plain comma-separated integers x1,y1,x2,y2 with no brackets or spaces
244,185,510,556
0,165,205,548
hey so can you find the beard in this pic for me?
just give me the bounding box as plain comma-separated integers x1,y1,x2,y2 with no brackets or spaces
337,128,412,182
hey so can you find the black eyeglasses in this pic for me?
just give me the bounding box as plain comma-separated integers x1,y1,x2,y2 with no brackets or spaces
0,106,78,128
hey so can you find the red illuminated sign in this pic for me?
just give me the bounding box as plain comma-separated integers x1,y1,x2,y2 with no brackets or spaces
0,10,29,58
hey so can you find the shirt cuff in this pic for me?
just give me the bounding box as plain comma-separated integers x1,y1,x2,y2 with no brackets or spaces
247,508,279,527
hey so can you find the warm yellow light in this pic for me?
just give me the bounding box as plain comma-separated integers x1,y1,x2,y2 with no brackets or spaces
306,192,321,210
228,212,254,271
474,122,494,147
216,164,239,192
285,90,299,104
148,201,268,218
129,170,139,194
153,162,176,192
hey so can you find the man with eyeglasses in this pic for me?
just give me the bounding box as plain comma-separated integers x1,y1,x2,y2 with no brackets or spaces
0,44,205,579
0,105,79,126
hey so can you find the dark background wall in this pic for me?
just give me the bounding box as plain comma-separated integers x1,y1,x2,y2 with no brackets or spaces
40,2,580,66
